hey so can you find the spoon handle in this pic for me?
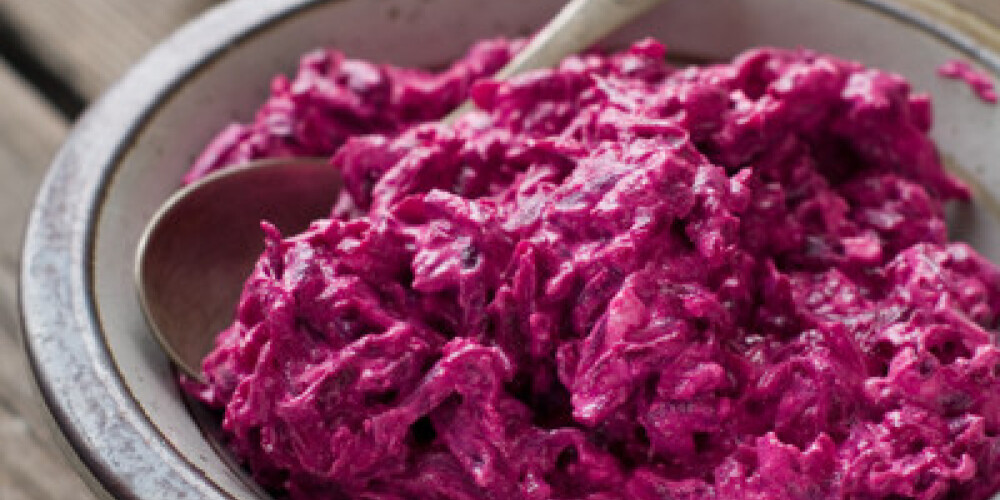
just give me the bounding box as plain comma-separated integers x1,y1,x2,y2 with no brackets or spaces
495,0,667,80
445,0,667,122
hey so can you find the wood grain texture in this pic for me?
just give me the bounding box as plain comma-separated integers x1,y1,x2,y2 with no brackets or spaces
889,0,1000,54
953,0,1000,26
0,61,95,500
0,0,217,101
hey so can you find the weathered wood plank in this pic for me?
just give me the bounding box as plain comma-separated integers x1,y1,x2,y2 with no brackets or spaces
0,61,93,499
0,0,216,102
888,0,1000,55
953,0,1000,27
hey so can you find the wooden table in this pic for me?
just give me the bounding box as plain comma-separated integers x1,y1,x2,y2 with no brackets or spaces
0,3,214,498
0,1,997,499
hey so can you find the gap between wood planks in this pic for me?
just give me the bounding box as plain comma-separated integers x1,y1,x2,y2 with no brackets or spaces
0,12,84,119
0,0,217,120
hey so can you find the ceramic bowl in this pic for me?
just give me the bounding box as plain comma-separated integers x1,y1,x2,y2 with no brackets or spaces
20,0,1000,498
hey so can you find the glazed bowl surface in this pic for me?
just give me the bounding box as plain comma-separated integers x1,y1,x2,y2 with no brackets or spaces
20,0,1000,498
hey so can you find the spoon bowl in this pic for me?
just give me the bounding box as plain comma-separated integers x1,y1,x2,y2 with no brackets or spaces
135,158,339,381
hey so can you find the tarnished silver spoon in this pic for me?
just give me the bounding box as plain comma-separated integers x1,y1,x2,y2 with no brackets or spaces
135,0,668,382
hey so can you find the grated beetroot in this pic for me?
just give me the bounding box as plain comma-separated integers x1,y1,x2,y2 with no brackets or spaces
185,39,1000,500
938,59,998,104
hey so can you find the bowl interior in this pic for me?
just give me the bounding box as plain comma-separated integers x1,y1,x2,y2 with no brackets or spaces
90,0,1000,497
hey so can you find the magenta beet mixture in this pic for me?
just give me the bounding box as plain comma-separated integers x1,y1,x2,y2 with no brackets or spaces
938,59,998,105
185,39,1000,500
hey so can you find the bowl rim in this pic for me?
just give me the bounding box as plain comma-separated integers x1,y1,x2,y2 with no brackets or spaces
18,0,1000,499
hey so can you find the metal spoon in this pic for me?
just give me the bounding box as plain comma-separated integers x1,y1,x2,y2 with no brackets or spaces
136,0,668,382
